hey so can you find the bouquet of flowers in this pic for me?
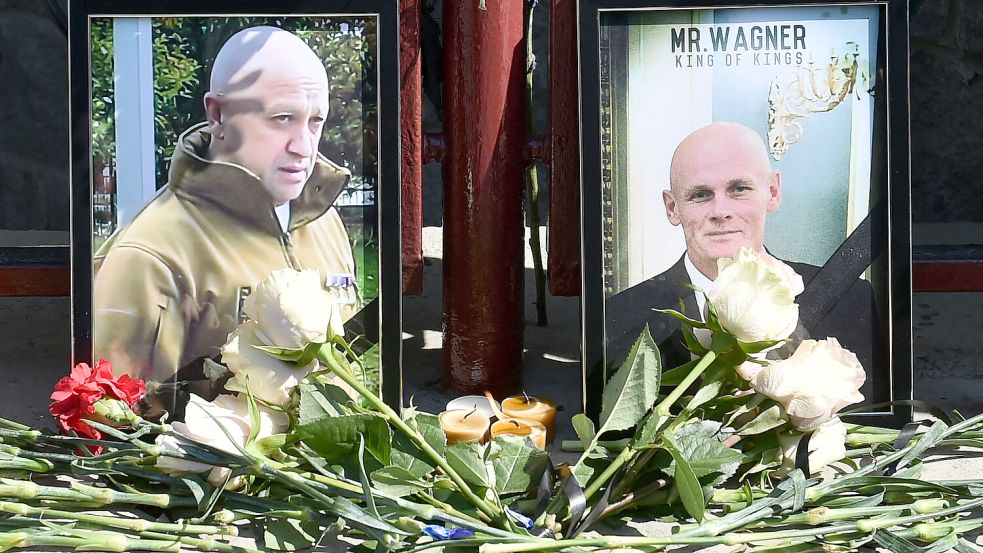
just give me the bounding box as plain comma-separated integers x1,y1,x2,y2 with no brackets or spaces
0,252,980,552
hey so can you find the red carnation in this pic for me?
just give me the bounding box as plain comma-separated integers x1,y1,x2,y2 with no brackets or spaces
49,359,147,453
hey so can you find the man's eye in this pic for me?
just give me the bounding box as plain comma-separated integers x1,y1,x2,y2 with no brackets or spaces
732,185,752,194
310,116,325,125
272,114,292,123
689,191,711,202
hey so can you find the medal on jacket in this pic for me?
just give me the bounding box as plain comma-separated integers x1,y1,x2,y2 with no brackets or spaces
326,273,358,306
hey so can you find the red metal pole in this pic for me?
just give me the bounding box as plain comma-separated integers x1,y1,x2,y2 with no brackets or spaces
442,0,527,395
547,0,581,296
400,0,424,295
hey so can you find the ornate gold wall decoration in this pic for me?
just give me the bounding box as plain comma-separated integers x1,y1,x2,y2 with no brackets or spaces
768,42,870,160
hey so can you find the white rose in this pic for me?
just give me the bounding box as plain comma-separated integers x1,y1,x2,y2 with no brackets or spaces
222,321,317,406
243,268,344,349
706,248,804,344
155,394,287,486
752,338,866,431
776,417,848,476
735,356,767,381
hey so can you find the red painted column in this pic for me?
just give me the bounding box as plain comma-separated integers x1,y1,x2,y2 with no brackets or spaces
547,0,581,296
400,0,424,295
442,1,527,395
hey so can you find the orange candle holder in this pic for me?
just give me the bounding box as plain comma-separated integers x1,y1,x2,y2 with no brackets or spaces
438,408,491,444
502,395,557,444
490,418,547,449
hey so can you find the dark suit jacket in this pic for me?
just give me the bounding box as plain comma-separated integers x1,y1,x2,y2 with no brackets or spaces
604,254,885,402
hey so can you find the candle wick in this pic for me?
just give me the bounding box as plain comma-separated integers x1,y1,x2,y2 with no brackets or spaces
510,420,521,429
464,407,477,420
522,390,531,404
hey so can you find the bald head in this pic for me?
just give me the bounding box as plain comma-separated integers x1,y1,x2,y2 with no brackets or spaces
669,122,773,193
203,27,331,205
209,26,327,96
662,122,782,279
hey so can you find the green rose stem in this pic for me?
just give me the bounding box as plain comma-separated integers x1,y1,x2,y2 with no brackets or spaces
315,342,502,522
582,350,718,503
0,500,235,536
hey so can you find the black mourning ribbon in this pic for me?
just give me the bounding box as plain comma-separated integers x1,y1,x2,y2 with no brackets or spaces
532,463,588,538
343,298,380,356
568,466,626,538
882,421,925,476
529,456,557,538
797,201,886,331
794,430,814,477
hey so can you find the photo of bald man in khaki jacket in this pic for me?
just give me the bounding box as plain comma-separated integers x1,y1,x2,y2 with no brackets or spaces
94,26,359,384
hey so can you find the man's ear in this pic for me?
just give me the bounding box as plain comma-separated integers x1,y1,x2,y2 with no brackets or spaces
767,171,782,212
203,92,223,134
663,188,681,226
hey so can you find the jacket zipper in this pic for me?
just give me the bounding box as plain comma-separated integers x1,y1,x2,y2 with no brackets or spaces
273,207,302,270
280,230,302,270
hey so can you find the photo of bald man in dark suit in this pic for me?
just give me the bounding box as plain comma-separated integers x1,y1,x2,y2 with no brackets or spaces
605,122,884,401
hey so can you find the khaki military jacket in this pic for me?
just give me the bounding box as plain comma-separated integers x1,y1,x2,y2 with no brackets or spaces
93,123,357,383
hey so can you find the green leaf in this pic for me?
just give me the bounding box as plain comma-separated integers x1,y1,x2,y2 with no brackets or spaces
445,442,490,489
390,412,446,478
253,344,306,362
663,443,705,522
666,421,742,480
738,339,782,354
895,421,947,473
598,325,663,434
370,466,429,497
298,380,352,423
788,469,806,511
818,489,884,509
327,495,411,537
262,518,318,551
177,476,209,511
654,308,708,329
299,414,391,464
356,436,379,519
680,324,710,356
736,404,787,436
956,538,983,553
489,435,549,495
871,529,924,553
253,433,299,456
631,411,662,447
684,380,723,412
571,414,596,448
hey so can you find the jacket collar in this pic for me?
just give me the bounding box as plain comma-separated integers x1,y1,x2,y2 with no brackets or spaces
167,122,351,232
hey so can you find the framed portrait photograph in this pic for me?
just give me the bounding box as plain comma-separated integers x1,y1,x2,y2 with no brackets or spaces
69,0,401,408
579,0,912,426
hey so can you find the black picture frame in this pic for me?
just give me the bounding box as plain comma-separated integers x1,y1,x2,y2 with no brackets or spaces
579,0,912,427
69,0,402,408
